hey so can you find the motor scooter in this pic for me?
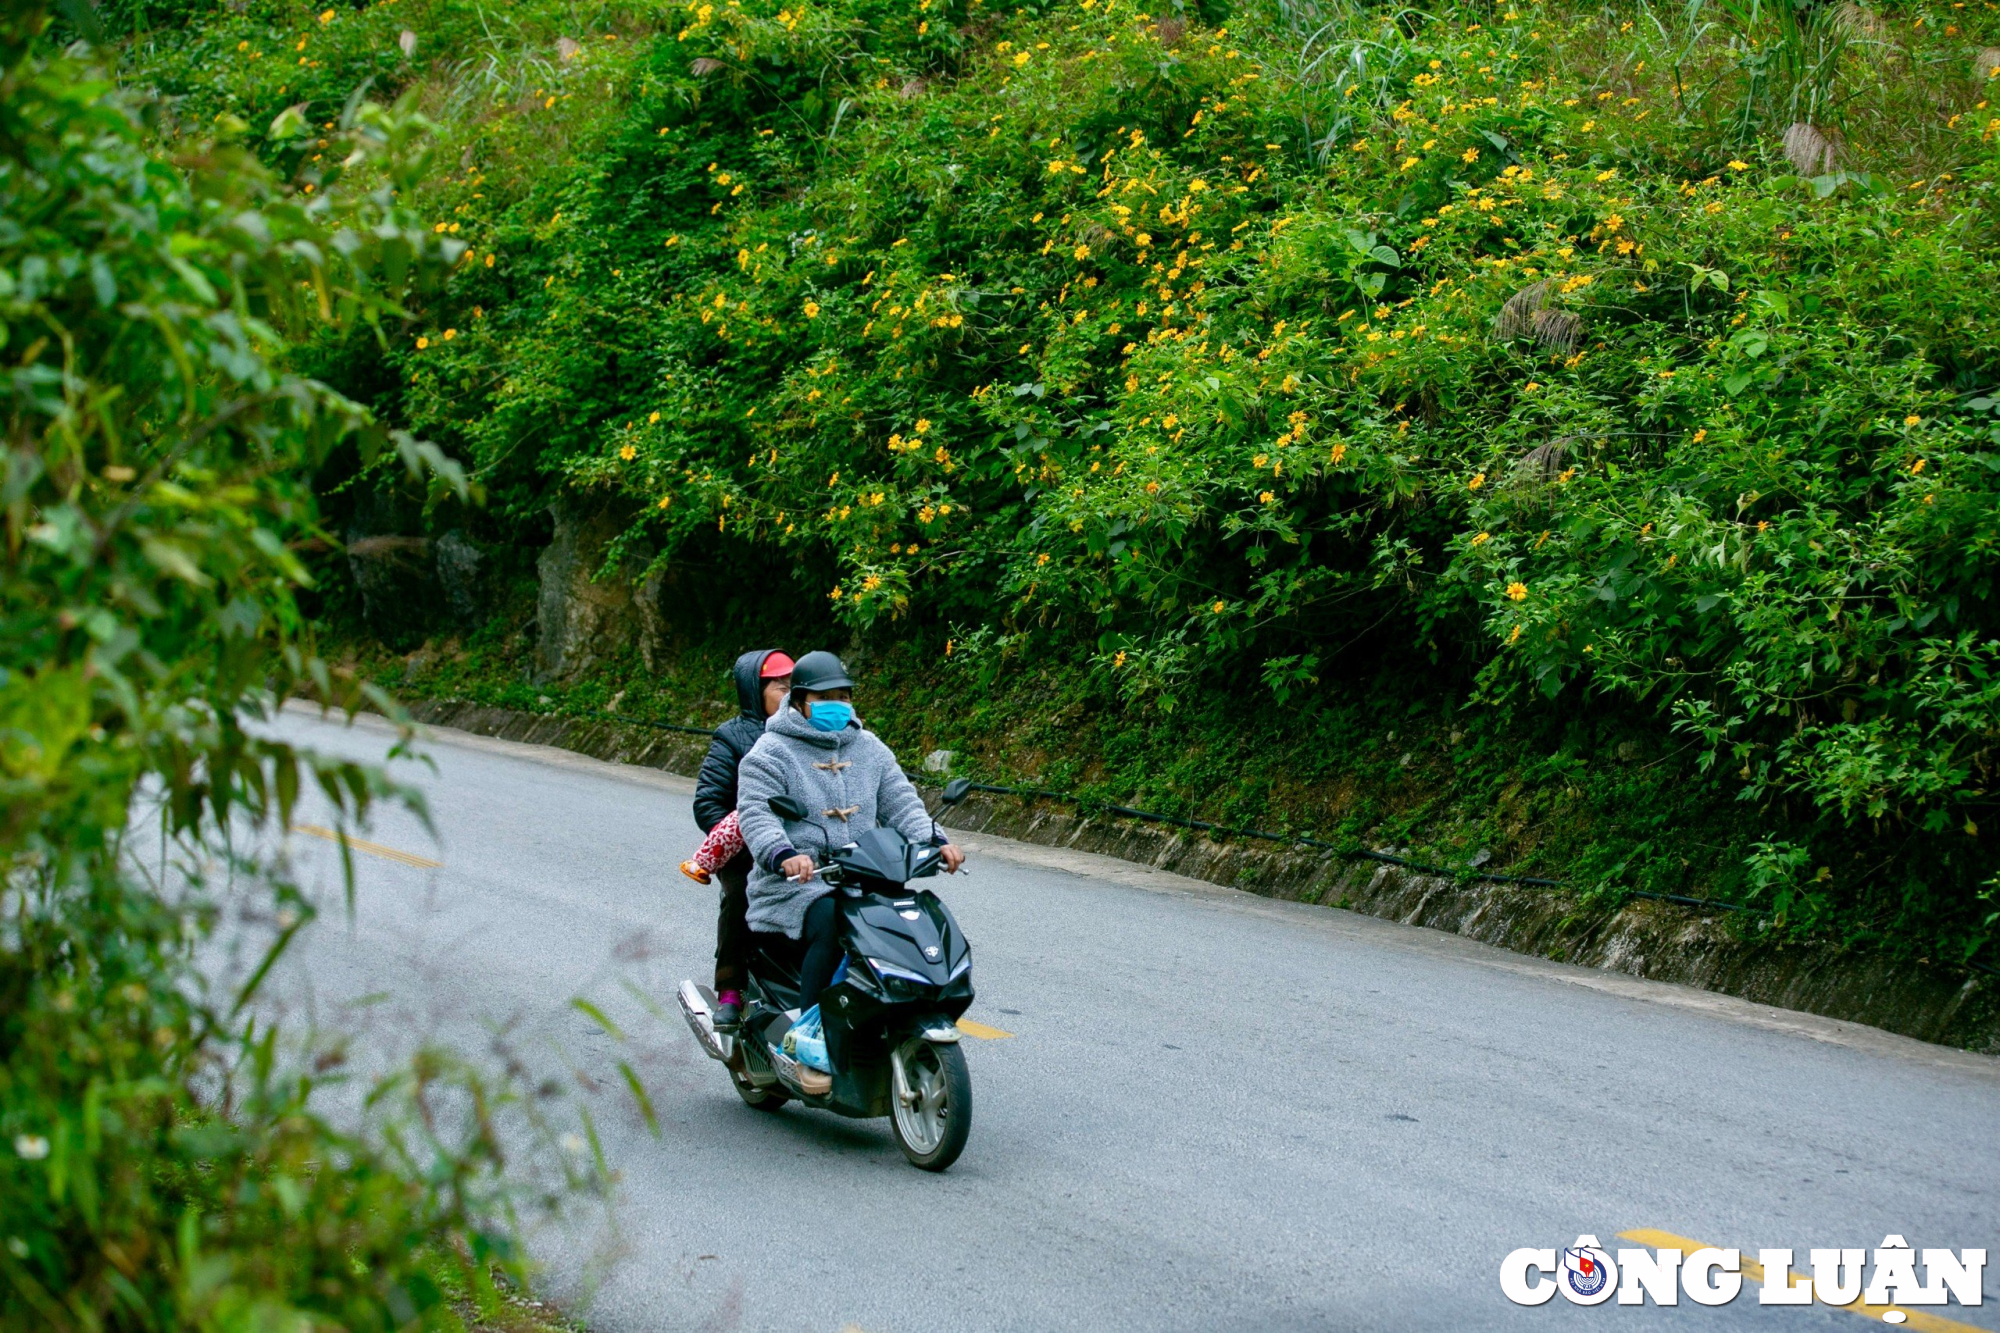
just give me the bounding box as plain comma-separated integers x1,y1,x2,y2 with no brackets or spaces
679,779,977,1170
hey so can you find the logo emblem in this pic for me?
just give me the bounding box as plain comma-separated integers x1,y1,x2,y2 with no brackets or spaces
924,945,941,960
1560,1236,1617,1305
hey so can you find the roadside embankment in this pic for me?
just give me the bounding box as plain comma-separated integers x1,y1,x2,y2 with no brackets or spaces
385,696,2000,1054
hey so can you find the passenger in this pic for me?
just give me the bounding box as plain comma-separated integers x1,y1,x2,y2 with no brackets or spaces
689,649,794,1029
680,809,747,888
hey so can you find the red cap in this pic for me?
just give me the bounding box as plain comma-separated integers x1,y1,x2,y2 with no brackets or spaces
760,651,796,679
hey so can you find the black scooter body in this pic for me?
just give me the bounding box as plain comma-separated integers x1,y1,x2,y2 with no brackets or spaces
733,828,973,1117
742,900,972,1113
680,820,976,1120
680,816,979,1167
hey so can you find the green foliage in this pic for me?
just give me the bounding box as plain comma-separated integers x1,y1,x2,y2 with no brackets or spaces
0,11,582,1326
127,0,2000,960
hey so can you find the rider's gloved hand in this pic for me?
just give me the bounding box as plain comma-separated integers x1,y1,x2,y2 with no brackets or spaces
782,854,817,882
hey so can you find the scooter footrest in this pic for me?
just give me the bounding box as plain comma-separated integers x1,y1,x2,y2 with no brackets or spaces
677,980,730,1061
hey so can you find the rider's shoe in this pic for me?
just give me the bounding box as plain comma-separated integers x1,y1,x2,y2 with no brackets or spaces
713,992,742,1029
679,859,712,885
794,1066,831,1096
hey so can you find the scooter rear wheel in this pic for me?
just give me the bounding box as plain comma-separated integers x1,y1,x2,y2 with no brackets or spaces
890,1038,971,1171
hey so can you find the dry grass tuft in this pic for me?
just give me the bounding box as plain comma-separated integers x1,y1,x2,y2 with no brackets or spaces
1496,283,1582,352
1501,437,1576,506
556,36,579,61
1834,3,1883,38
900,76,928,98
1155,16,1185,47
1531,309,1583,354
1519,439,1570,479
1494,281,1550,342
1976,47,2000,81
1782,121,1838,174
690,56,727,76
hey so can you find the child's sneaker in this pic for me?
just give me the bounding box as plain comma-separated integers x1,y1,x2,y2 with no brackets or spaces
679,859,711,885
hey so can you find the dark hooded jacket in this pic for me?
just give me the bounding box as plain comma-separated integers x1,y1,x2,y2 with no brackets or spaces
692,649,786,835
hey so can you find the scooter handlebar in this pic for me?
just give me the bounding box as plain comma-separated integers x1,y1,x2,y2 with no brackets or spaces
786,852,968,884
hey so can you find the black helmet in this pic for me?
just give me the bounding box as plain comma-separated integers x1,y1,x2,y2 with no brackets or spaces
789,650,855,693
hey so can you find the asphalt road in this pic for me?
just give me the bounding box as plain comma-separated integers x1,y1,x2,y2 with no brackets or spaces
242,704,2000,1333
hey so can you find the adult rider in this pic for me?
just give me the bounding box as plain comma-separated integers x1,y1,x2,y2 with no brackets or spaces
734,651,965,1089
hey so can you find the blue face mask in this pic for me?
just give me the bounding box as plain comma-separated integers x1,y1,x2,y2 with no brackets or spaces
807,700,855,733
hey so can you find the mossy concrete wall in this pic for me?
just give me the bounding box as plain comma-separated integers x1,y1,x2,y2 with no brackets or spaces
400,697,2000,1054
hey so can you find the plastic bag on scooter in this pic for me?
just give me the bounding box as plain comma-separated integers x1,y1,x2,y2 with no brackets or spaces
781,1005,832,1073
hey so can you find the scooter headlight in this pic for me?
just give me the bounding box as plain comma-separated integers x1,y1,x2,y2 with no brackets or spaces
867,956,935,998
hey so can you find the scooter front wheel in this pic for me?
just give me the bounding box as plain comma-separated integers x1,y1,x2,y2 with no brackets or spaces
890,1037,971,1171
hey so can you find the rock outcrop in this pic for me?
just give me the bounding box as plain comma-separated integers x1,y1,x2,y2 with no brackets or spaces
433,529,491,625
532,496,665,682
345,534,437,644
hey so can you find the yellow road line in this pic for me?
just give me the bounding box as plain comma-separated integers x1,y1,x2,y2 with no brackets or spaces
291,823,443,870
955,1018,1014,1040
1619,1230,1988,1332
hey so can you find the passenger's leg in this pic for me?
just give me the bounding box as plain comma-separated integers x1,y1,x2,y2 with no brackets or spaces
711,858,751,1027
712,855,751,1000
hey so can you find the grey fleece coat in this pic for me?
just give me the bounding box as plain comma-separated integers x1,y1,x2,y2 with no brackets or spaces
734,704,937,938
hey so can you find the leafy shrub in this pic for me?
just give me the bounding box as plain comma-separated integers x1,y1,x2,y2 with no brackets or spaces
0,10,581,1325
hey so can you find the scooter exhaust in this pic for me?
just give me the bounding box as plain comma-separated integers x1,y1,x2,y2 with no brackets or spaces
677,979,731,1062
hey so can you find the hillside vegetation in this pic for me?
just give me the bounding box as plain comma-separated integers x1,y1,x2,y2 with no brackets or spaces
120,0,2000,962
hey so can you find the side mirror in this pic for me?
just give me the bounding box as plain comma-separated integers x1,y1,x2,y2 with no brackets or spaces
769,794,810,821
941,778,973,806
